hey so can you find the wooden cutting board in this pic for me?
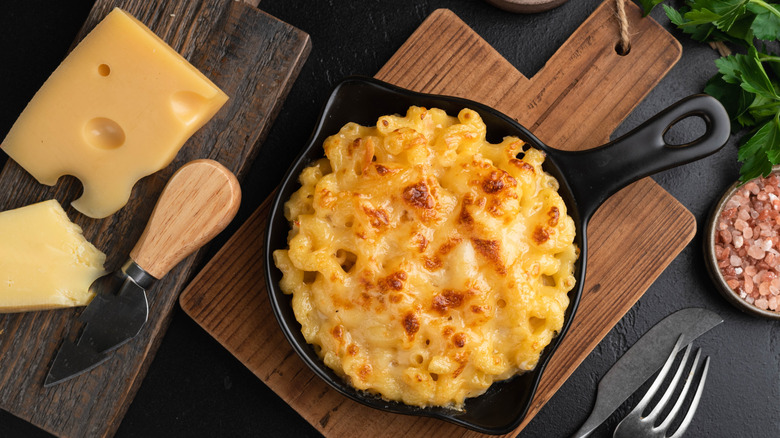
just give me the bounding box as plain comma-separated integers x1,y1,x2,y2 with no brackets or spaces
0,1,310,437
180,1,692,436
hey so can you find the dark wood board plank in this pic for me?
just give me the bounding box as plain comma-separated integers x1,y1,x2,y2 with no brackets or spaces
180,1,694,437
0,1,310,437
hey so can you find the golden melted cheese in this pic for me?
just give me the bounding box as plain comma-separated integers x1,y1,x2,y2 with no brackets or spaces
273,106,578,408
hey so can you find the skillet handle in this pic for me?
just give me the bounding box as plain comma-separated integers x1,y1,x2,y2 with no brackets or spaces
551,94,730,221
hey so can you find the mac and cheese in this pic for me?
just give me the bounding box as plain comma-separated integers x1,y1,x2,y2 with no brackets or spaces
273,106,578,408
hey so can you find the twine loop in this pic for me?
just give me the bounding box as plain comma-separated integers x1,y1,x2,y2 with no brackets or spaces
616,0,631,55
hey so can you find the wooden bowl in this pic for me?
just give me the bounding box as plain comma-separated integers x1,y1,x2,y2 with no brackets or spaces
482,0,570,14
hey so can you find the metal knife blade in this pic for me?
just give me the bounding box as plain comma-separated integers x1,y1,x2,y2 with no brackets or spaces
44,159,241,387
571,307,723,438
45,263,153,387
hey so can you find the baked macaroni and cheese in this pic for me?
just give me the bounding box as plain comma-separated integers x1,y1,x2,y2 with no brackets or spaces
273,106,578,408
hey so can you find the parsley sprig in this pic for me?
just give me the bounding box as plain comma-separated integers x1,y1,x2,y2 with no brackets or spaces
638,0,780,181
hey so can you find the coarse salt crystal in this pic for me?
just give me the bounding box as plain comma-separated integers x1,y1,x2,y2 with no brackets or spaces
715,172,780,313
748,245,766,259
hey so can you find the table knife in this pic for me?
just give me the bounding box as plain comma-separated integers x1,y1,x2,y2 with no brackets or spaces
44,159,241,387
571,307,723,438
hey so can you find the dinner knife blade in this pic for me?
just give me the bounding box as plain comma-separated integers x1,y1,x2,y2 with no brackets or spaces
571,307,723,438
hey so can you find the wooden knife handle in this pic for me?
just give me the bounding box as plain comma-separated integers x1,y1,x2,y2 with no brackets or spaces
130,159,241,279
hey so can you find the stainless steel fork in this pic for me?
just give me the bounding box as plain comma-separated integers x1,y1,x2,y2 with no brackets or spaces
612,337,710,438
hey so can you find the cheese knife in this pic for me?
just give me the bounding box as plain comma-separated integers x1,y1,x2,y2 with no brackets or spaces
44,159,241,387
570,307,723,438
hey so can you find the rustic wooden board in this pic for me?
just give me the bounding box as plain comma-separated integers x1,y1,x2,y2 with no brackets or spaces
180,1,693,437
0,1,310,437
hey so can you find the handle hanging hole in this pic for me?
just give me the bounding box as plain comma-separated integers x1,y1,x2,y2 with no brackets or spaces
663,115,707,147
615,42,631,56
615,0,631,56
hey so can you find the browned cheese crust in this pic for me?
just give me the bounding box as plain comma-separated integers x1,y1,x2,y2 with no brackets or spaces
274,107,578,408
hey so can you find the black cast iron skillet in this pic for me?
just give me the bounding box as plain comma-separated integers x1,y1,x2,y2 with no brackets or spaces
264,76,730,434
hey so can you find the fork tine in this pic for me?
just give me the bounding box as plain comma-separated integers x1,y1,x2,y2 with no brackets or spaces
668,355,710,438
630,335,685,415
656,348,701,431
645,344,692,425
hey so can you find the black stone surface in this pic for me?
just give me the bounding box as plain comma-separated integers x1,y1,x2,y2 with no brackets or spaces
0,1,777,437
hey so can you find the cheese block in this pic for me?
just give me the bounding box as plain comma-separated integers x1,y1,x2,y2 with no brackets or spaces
0,8,229,218
0,200,106,313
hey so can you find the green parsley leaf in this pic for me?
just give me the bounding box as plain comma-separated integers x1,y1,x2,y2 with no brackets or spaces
749,3,780,40
665,4,686,25
704,74,755,129
665,2,756,45
715,47,778,99
637,0,666,16
738,117,780,181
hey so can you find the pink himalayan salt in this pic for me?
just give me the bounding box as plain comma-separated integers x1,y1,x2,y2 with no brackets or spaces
747,245,766,260
715,172,780,313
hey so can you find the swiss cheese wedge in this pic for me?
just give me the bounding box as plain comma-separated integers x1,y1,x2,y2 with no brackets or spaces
0,8,228,218
0,200,106,313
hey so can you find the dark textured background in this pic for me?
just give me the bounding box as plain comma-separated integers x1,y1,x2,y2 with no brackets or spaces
0,1,777,437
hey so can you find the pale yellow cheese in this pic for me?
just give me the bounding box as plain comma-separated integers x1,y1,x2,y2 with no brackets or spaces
1,8,228,218
0,200,106,313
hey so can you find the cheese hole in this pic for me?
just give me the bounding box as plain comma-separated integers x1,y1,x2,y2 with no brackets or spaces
497,299,507,308
170,91,208,125
430,373,439,381
414,354,424,364
97,63,111,76
303,271,317,284
336,249,357,273
83,117,125,149
541,274,556,286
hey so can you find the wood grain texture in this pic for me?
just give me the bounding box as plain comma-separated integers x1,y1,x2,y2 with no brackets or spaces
180,1,694,437
0,1,310,437
130,160,241,279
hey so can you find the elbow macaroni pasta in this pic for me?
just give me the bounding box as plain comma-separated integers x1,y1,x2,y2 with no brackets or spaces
273,106,578,409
